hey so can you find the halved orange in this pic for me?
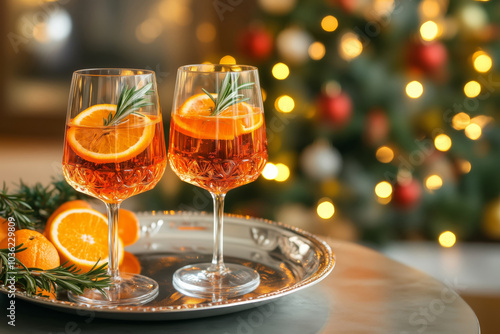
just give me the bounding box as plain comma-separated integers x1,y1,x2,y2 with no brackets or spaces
119,251,141,274
66,104,155,163
174,94,263,140
44,200,92,237
117,209,140,246
48,208,124,273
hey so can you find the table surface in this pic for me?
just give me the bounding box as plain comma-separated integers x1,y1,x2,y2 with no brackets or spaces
0,240,480,334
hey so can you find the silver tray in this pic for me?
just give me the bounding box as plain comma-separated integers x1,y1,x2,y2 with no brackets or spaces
0,211,335,321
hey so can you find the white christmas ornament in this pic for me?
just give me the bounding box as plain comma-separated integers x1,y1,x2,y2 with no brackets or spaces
276,26,313,65
258,0,297,15
300,140,342,180
459,4,487,31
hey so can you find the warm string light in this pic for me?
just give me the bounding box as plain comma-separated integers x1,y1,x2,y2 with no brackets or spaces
420,20,439,41
406,81,424,98
376,146,394,163
339,32,363,60
375,181,392,199
452,112,470,130
425,175,443,190
321,15,338,32
473,51,493,73
434,134,452,152
465,123,482,140
308,41,326,60
464,81,481,98
438,231,456,248
275,95,295,113
196,22,216,43
272,63,290,80
261,162,290,182
317,199,335,219
219,55,236,64
458,160,472,174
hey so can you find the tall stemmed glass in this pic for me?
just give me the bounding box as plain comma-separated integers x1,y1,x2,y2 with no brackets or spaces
62,69,167,305
169,64,267,298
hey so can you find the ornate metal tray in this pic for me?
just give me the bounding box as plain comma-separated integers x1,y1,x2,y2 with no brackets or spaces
0,211,335,321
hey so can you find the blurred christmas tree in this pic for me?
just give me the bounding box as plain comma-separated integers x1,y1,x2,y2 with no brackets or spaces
148,0,500,245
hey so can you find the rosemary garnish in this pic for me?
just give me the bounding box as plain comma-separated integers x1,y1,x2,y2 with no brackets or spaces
202,72,254,116
0,179,88,230
0,245,111,297
103,82,154,126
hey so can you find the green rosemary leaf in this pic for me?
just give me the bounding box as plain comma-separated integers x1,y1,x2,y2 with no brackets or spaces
103,82,154,126
202,72,255,116
0,245,111,297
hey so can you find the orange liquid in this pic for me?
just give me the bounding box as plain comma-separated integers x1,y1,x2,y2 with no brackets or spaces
168,113,267,194
63,119,167,203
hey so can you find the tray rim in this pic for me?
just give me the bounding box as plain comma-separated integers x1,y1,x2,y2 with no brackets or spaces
0,210,335,316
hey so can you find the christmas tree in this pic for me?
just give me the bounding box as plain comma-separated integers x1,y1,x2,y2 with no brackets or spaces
147,0,500,245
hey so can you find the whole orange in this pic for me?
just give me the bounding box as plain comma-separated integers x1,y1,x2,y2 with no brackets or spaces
0,229,60,270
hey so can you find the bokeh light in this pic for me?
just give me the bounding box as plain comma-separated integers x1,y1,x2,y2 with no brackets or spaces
464,81,481,98
434,134,452,152
419,0,441,18
438,231,456,248
339,32,363,60
275,95,295,113
308,41,326,60
376,146,394,163
425,175,443,190
459,160,472,174
262,163,278,180
136,18,162,44
452,112,470,130
406,81,424,98
473,53,493,73
375,181,393,199
321,15,338,32
275,163,290,182
317,200,335,219
196,22,216,43
465,123,482,140
420,20,439,41
272,63,290,80
219,55,236,64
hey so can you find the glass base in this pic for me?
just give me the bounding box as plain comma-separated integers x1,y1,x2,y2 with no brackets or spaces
173,263,260,299
68,272,159,306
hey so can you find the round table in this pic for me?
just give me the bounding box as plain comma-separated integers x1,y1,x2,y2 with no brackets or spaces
0,240,479,333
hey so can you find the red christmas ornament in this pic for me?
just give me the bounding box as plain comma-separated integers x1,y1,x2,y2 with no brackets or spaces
239,27,273,61
364,109,389,146
408,41,448,74
393,179,422,209
317,92,353,127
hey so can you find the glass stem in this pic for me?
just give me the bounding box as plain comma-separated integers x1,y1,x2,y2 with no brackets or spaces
105,202,121,282
210,192,226,274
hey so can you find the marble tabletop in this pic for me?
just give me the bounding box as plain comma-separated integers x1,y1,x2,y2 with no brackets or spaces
0,240,479,334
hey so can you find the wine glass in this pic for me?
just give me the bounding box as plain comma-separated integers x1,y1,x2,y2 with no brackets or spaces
168,64,267,298
62,68,167,305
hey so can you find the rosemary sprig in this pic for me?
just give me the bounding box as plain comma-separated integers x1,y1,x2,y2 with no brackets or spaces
202,72,254,116
0,245,111,297
0,178,88,230
0,184,35,229
103,82,154,126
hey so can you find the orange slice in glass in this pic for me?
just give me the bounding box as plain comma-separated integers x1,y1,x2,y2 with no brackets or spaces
66,104,154,163
48,208,124,273
174,94,263,140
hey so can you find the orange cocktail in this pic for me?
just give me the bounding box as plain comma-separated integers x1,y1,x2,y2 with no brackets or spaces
169,95,267,194
168,65,267,299
63,112,166,203
62,69,166,306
